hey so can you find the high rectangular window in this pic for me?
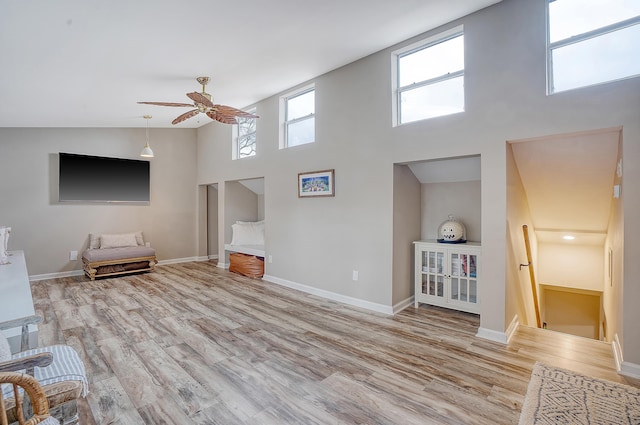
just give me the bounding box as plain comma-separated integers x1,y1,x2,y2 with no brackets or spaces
393,26,465,125
233,108,257,159
548,0,640,93
281,86,315,148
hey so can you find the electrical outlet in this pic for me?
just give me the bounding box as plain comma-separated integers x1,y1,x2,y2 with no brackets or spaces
352,270,359,281
268,255,273,263
69,250,78,261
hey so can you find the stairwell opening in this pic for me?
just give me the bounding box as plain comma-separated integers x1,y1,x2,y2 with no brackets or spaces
507,127,623,341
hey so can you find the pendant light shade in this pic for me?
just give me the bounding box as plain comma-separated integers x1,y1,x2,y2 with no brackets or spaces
140,115,154,158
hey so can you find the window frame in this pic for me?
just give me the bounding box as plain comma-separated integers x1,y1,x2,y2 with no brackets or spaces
280,84,315,149
232,108,257,160
546,0,640,94
392,25,465,126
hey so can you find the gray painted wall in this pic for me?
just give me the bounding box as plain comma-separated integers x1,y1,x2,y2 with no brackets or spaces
207,184,219,257
224,181,259,245
196,0,640,365
420,181,481,242
0,127,198,275
392,164,421,306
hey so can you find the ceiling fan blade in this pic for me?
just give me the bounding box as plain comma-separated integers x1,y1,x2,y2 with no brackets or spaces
137,101,194,107
172,109,200,125
186,92,213,108
214,104,259,118
206,111,237,125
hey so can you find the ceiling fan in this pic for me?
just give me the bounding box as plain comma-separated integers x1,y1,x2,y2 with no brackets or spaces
138,77,258,125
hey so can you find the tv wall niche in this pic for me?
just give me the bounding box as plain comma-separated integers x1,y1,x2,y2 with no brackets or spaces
58,152,150,203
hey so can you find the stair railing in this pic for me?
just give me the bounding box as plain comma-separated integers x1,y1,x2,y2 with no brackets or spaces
521,225,541,328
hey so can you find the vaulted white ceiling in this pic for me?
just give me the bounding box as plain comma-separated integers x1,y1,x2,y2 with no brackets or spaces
0,0,502,128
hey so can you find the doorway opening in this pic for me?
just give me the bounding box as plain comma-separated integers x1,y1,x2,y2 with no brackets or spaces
507,127,622,341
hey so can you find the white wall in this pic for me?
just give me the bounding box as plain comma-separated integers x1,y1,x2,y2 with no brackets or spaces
506,143,538,327
197,0,640,356
0,127,198,275
604,137,623,343
538,243,604,292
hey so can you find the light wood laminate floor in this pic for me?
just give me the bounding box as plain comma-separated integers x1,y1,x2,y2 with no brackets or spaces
29,261,637,424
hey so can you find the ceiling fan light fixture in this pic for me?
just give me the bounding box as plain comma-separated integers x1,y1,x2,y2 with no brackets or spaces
140,115,154,158
137,77,259,125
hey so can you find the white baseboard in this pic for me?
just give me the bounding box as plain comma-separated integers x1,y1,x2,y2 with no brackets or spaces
157,256,206,265
217,262,228,269
613,334,624,372
476,327,507,344
29,256,210,281
620,361,640,379
393,296,414,314
208,254,219,260
612,334,640,379
505,314,519,343
29,269,84,281
476,314,519,344
263,274,394,315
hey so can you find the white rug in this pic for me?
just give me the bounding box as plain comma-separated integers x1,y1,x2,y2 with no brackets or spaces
519,362,640,424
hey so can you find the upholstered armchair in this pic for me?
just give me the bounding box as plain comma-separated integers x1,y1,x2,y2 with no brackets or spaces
1,371,60,425
0,316,87,425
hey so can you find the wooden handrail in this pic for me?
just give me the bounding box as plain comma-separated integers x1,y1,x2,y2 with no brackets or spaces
522,225,541,328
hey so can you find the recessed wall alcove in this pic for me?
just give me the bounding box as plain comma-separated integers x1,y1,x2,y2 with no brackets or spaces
222,177,265,267
392,155,481,311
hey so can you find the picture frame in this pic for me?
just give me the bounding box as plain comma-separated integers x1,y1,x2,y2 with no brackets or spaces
298,169,335,198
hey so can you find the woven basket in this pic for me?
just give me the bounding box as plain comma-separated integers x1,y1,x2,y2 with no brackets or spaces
229,253,264,278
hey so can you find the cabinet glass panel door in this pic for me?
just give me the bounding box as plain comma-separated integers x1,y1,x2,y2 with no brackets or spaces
449,252,478,304
449,252,478,305
468,253,477,303
421,250,444,298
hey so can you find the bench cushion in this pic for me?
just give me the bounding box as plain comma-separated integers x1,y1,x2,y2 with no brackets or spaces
82,246,156,262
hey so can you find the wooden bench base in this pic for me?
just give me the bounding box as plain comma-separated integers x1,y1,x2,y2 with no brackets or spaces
82,256,157,281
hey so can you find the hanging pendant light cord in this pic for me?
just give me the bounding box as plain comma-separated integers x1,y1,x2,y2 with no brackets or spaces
141,115,154,157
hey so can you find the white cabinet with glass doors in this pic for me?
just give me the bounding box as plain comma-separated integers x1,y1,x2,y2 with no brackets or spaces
413,240,481,314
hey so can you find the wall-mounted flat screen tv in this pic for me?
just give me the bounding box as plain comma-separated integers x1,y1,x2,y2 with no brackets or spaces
58,152,150,203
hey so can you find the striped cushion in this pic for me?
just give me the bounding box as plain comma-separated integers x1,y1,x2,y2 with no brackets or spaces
3,345,88,399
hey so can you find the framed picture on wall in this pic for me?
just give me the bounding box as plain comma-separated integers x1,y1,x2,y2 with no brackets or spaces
298,169,335,198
